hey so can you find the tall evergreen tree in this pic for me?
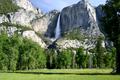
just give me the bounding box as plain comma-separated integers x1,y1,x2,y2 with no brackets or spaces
75,47,88,68
96,36,106,68
102,0,120,73
57,49,72,69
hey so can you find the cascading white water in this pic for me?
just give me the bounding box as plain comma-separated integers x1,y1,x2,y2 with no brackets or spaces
55,14,61,39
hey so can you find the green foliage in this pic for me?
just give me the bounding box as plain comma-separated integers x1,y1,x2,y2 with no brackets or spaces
102,0,120,41
57,49,72,69
102,0,120,73
0,34,19,71
96,36,106,68
92,54,97,68
0,34,116,70
0,33,46,71
89,47,116,69
88,36,115,68
0,22,32,32
18,39,46,70
104,52,113,68
46,49,58,69
46,49,73,69
111,47,116,68
0,0,19,14
63,28,85,41
75,47,89,68
105,47,116,69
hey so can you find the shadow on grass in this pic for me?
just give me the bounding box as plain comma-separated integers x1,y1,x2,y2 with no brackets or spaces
2,71,119,75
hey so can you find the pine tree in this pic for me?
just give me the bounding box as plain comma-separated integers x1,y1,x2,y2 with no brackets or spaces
102,0,120,73
75,47,89,68
96,36,106,68
57,49,72,69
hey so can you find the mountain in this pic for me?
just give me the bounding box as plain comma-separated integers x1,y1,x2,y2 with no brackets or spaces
0,0,47,48
60,0,102,37
56,0,105,49
0,0,106,50
12,0,39,13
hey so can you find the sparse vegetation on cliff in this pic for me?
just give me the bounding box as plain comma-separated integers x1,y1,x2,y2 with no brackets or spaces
0,0,19,14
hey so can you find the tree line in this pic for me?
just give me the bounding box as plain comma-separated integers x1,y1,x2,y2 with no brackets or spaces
0,33,46,71
46,37,116,69
0,33,116,71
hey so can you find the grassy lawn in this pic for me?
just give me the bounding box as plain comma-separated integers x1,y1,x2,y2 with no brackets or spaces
0,69,120,80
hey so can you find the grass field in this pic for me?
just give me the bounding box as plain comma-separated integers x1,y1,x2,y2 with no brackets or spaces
0,69,120,80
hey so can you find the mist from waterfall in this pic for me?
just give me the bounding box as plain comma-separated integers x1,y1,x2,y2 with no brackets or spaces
55,14,61,39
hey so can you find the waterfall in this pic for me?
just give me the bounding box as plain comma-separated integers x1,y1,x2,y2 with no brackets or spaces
55,14,61,39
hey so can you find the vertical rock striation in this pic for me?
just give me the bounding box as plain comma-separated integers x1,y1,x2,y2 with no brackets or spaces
60,0,103,37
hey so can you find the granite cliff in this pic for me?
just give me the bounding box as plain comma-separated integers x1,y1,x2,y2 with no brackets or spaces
0,0,106,49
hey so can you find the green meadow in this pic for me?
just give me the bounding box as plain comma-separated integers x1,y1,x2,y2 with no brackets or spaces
1,69,120,80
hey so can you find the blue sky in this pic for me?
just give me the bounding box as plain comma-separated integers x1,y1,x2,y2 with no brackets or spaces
30,0,106,12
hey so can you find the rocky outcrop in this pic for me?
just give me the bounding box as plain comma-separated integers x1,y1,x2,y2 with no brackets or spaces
54,0,106,49
0,24,46,48
0,0,59,48
57,38,105,49
13,0,38,14
0,0,43,27
0,15,9,24
0,25,20,36
3,8,59,37
31,10,59,37
0,0,59,38
0,0,106,49
22,30,46,48
60,0,103,37
9,9,37,27
57,39,95,49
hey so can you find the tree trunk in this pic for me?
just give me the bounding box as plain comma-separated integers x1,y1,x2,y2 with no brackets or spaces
114,39,120,74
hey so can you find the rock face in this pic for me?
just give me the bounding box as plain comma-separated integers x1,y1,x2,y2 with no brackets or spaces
9,9,37,27
55,0,105,49
7,8,59,36
0,25,46,48
60,0,102,37
22,30,46,48
0,0,106,49
0,0,60,48
13,0,38,13
31,10,59,37
57,39,95,49
57,39,84,49
57,38,105,49
0,15,9,24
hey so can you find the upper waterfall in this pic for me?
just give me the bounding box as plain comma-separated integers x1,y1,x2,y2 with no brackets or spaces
55,14,61,39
